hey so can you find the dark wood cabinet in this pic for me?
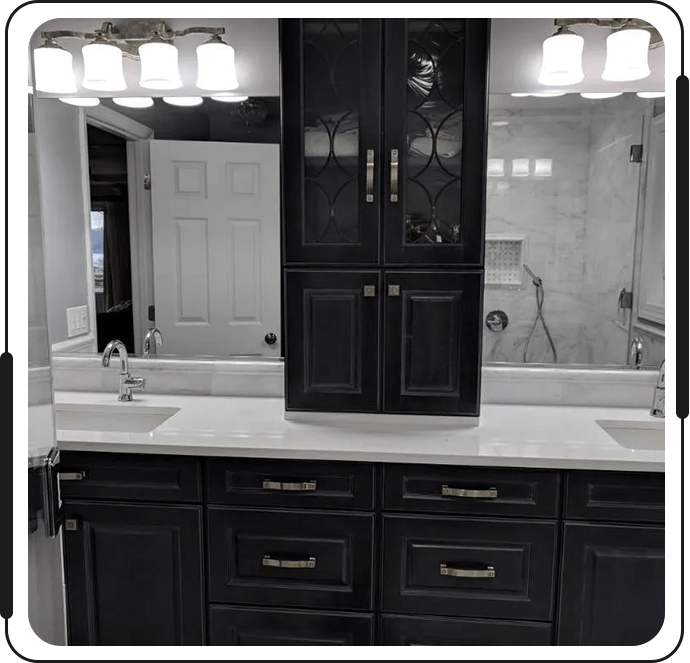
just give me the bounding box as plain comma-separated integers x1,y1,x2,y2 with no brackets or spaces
556,522,665,646
62,500,204,646
209,606,374,646
284,270,380,412
383,271,482,415
281,18,490,416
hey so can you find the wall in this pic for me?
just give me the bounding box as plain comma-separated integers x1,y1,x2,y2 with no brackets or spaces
482,94,648,366
33,98,91,348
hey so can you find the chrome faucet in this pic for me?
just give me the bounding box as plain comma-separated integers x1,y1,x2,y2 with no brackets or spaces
102,339,146,401
143,327,163,358
650,360,665,418
629,336,645,369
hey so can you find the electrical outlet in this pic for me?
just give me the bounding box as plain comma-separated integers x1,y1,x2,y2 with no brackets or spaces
66,305,89,337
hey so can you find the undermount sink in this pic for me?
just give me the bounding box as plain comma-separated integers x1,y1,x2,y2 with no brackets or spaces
55,403,180,433
596,419,665,451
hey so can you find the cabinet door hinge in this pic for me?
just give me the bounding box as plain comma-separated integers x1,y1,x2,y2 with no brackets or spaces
144,173,151,190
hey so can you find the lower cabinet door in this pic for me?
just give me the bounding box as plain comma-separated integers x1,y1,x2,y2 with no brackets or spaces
557,522,665,646
208,606,374,645
380,614,552,646
63,501,204,646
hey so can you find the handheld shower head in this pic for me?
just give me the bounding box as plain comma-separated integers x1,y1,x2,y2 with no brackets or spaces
523,264,543,287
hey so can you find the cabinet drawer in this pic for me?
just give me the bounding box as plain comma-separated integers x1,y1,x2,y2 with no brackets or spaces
58,452,201,503
380,614,552,646
384,464,560,518
208,606,373,645
207,507,374,610
205,458,375,510
382,515,557,621
565,471,664,523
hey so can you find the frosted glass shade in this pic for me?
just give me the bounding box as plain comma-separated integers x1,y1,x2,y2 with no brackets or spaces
139,40,182,89
162,96,203,106
580,92,623,99
211,93,248,103
637,91,664,98
82,41,126,91
602,29,651,81
59,97,100,107
113,97,154,108
538,29,584,86
511,158,530,177
196,38,239,90
33,41,77,94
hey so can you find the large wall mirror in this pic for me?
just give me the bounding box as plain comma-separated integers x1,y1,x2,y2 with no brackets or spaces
30,17,664,369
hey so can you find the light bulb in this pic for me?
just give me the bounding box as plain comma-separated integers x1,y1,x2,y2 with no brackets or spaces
59,97,100,107
139,36,182,90
82,38,126,91
538,27,585,86
33,39,77,94
580,92,624,99
602,28,651,82
113,97,155,108
196,35,239,91
162,96,203,107
211,94,248,103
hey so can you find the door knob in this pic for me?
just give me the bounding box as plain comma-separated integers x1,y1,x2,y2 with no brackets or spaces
264,333,277,345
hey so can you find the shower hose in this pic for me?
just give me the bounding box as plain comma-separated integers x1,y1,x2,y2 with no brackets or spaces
523,266,558,364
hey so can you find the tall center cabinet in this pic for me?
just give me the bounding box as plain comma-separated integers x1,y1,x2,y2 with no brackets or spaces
281,19,490,416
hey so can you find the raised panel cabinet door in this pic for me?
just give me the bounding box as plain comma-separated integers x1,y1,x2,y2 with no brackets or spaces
209,606,374,645
281,19,382,265
63,501,204,646
383,19,490,265
557,523,665,646
285,270,380,412
383,271,482,415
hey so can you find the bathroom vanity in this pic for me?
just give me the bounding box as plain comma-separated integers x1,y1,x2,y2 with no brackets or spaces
54,393,665,647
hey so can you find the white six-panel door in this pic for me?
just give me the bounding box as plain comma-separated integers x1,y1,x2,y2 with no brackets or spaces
150,141,280,357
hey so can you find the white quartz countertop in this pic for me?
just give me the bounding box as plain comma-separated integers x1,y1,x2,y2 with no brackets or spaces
53,391,665,472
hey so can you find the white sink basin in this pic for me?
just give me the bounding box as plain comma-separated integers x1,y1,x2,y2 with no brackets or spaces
55,403,180,433
596,419,665,451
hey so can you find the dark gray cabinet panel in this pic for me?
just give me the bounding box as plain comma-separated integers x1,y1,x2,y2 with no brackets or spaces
565,471,664,523
557,522,665,646
59,451,202,503
383,271,482,415
205,458,375,510
384,464,560,517
284,270,380,412
63,501,204,646
382,514,558,621
206,507,374,610
380,614,552,646
208,606,374,645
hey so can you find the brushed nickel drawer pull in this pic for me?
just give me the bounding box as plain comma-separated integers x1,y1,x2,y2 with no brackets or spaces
263,555,316,569
262,480,317,492
440,564,495,578
59,472,86,481
390,149,399,202
366,149,375,202
441,485,498,499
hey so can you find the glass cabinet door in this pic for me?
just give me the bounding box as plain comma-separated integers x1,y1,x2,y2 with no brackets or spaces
282,19,381,264
383,19,490,265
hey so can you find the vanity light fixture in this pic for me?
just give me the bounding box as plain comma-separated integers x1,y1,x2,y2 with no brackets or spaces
211,93,249,103
162,96,203,106
82,35,126,91
531,90,567,97
491,120,509,126
33,38,77,93
602,26,652,81
196,35,239,90
510,92,532,97
580,92,623,99
58,97,100,106
113,96,154,108
538,26,585,86
636,91,664,98
511,158,530,177
487,159,505,177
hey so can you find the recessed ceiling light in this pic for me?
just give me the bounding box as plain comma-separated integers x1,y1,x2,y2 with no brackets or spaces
580,92,623,99
636,91,665,98
211,94,249,103
162,96,204,107
59,97,100,107
531,91,567,97
113,97,155,108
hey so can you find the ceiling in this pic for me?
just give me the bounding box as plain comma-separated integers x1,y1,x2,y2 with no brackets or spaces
30,18,665,99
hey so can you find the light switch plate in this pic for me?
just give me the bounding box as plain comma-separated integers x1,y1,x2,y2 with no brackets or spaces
66,305,89,337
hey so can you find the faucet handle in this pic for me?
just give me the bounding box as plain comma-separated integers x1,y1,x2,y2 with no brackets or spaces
124,375,146,391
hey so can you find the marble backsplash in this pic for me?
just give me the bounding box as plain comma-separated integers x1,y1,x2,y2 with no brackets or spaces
483,96,650,366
